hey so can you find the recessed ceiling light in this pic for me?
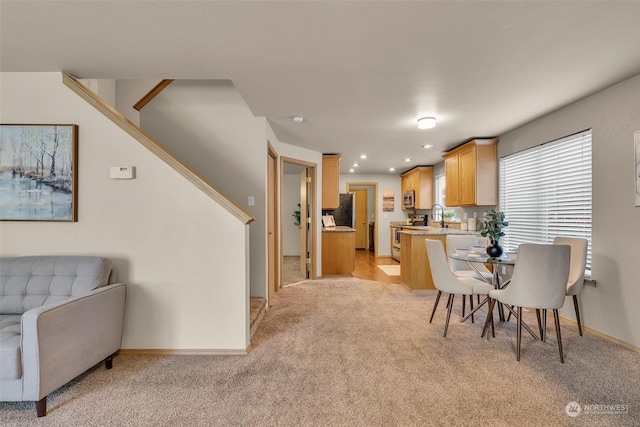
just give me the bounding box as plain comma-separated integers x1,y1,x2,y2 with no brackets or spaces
353,162,359,167
404,158,412,162
389,167,396,172
417,117,437,129
293,115,304,123
349,168,355,173
422,144,434,149
360,154,368,159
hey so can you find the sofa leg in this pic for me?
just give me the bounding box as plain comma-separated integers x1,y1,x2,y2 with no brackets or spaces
105,355,113,370
36,397,47,417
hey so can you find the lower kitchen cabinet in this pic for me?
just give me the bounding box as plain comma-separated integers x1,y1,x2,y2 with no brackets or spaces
322,228,356,276
400,234,447,291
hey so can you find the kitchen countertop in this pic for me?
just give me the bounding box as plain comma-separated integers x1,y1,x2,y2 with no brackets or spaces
399,228,479,236
322,226,356,232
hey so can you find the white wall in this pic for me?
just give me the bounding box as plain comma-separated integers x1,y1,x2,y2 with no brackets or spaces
498,73,640,348
139,80,268,298
0,73,251,351
115,79,163,125
340,174,405,256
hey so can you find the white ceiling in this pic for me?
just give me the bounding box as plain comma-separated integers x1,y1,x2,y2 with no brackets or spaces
2,1,640,174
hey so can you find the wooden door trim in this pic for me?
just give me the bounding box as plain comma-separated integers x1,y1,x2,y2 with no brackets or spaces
267,142,279,300
280,156,318,280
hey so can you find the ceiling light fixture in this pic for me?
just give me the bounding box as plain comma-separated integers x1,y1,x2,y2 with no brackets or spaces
360,154,368,159
349,168,355,173
353,162,359,167
389,168,396,172
293,115,304,123
422,144,434,149
417,117,437,129
404,158,412,162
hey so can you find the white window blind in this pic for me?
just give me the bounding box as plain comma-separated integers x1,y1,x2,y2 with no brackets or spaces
499,129,592,274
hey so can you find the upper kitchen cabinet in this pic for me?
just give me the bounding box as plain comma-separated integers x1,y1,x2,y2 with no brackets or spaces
442,138,498,206
401,166,434,210
322,155,341,210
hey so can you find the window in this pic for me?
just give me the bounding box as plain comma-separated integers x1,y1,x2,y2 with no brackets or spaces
434,174,457,220
499,130,592,274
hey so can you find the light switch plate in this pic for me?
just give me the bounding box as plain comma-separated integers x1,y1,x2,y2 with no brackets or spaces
248,196,255,206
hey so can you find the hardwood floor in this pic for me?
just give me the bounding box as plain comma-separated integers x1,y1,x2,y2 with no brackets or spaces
352,249,402,284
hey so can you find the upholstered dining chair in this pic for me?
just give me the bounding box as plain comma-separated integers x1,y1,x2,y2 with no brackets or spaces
483,243,571,362
553,236,589,336
445,234,494,311
445,234,494,282
425,239,493,337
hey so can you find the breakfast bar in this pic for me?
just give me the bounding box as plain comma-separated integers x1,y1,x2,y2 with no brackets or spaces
400,228,480,291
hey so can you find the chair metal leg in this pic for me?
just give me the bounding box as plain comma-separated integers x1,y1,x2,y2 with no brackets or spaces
516,307,522,361
554,309,565,363
536,309,543,340
429,291,442,323
541,309,547,342
482,298,496,338
443,294,455,337
469,295,475,323
573,295,583,336
462,294,466,317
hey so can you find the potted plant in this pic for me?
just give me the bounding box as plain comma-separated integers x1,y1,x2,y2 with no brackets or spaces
479,209,509,257
292,204,301,228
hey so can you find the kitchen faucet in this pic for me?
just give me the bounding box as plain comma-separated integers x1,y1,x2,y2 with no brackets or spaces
432,204,446,228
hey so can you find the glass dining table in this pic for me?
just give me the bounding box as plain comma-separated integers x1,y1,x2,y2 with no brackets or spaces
449,251,538,339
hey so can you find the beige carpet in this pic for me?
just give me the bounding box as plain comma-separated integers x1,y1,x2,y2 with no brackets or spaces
1,278,638,426
376,264,401,276
282,255,307,285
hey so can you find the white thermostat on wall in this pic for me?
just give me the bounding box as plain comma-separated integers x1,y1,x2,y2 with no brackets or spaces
110,166,135,179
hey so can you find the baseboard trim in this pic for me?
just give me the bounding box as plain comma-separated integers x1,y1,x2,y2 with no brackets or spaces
119,348,250,356
558,315,639,353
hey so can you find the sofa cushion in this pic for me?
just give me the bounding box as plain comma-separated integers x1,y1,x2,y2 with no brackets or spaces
0,256,112,315
0,315,22,380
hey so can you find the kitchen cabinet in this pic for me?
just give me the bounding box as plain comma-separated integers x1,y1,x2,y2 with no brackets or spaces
400,234,446,290
442,138,498,206
322,227,355,276
322,155,341,210
400,166,434,210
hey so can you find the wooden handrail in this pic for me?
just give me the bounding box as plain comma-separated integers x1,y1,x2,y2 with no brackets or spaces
62,72,254,225
133,79,174,111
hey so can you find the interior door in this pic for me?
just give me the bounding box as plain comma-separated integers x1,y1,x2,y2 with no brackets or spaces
352,188,368,249
299,171,308,276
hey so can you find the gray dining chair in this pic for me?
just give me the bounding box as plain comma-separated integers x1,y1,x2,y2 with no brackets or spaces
554,236,589,336
425,239,493,337
483,243,571,362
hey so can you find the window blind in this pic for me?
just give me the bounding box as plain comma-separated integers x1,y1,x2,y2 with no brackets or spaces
499,130,592,274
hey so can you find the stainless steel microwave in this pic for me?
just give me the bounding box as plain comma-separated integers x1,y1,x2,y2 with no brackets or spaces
403,190,415,209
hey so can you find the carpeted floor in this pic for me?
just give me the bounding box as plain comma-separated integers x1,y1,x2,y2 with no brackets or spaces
1,278,638,426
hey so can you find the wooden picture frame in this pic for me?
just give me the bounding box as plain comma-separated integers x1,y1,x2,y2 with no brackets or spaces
0,124,78,221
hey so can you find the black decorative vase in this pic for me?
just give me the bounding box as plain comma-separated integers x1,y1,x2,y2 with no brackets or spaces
486,240,503,258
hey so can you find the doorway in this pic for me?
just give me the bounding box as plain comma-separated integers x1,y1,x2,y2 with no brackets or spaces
347,183,378,255
281,158,317,286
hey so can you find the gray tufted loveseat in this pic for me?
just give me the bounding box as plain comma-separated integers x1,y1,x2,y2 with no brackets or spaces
0,256,126,417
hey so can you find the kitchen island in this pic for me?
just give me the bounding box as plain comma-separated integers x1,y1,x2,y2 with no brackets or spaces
400,228,480,291
322,226,356,276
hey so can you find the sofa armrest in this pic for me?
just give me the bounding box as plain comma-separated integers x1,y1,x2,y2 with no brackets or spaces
20,283,126,401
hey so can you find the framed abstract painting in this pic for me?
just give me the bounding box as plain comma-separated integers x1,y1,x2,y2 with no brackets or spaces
0,124,78,221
